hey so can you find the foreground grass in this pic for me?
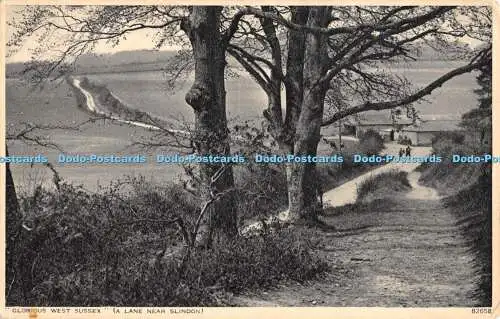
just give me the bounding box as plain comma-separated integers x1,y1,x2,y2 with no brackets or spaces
7,180,328,306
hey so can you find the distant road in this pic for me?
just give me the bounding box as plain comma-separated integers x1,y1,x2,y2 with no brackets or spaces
71,77,190,135
323,135,359,142
70,76,254,143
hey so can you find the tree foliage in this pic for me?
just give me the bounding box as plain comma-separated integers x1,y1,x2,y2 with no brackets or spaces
460,54,492,146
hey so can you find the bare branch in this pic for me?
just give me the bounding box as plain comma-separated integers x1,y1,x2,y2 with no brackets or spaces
322,59,489,126
235,6,454,36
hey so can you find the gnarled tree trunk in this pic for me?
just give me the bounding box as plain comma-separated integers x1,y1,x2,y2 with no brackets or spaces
283,6,309,153
181,6,237,247
287,7,330,222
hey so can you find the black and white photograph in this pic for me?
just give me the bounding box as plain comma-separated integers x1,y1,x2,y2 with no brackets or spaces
2,2,495,314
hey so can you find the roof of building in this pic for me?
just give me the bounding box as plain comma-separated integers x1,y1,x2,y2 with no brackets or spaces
402,120,463,132
355,113,414,125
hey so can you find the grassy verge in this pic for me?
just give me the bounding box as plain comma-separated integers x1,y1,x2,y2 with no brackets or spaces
443,179,492,306
356,170,411,203
417,133,487,196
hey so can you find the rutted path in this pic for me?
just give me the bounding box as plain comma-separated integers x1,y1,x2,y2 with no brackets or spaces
232,180,479,306
406,171,442,200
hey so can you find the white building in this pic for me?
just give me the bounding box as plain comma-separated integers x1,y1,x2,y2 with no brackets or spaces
345,114,413,139
400,120,464,146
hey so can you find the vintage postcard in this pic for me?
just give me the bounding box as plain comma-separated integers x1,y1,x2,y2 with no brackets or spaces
1,1,498,318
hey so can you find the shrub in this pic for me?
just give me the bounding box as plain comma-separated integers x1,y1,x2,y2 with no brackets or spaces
418,135,484,194
356,170,411,202
431,131,465,145
7,178,328,306
358,129,384,156
234,163,288,221
24,228,328,306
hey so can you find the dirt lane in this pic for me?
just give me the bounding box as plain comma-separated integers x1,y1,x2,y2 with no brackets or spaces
232,187,479,306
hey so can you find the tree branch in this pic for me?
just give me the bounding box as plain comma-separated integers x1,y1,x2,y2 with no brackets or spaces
234,6,454,36
321,59,489,126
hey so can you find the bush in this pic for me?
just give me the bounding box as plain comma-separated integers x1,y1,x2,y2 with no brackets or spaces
431,131,465,145
356,170,411,202
176,229,329,304
418,135,484,194
234,163,288,221
7,178,328,306
358,129,384,156
23,228,328,307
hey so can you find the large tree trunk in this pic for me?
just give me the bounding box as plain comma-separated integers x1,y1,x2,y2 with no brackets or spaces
259,6,284,149
282,7,310,213
181,7,237,247
259,7,309,154
287,85,327,222
283,6,309,153
287,7,330,222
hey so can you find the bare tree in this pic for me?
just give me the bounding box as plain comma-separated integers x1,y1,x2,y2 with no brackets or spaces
7,5,246,246
178,7,239,246
224,5,491,221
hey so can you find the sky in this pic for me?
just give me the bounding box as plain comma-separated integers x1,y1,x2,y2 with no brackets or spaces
5,5,182,63
7,28,172,63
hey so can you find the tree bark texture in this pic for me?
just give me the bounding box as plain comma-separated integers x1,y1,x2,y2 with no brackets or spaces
181,7,237,246
283,6,310,153
287,7,330,222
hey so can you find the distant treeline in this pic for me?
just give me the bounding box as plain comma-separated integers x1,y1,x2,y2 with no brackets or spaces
6,42,472,78
6,49,178,78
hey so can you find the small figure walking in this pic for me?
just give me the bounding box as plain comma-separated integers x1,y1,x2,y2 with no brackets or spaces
314,171,324,214
405,145,411,156
399,148,404,157
322,137,337,151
